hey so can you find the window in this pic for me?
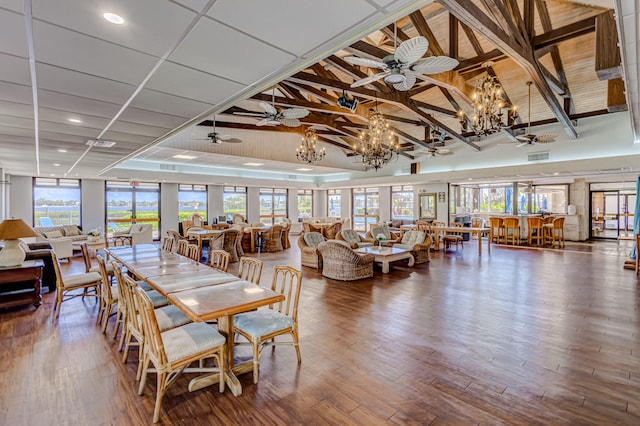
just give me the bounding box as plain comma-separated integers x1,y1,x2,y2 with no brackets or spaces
33,178,81,226
106,181,160,239
532,185,568,214
259,188,288,225
352,187,379,231
297,189,312,220
178,184,207,222
327,189,341,217
452,184,512,214
391,185,413,219
223,186,247,221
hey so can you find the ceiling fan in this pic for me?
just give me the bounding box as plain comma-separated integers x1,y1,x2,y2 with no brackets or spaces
344,32,459,91
514,82,558,147
234,87,309,127
191,116,241,144
414,127,453,157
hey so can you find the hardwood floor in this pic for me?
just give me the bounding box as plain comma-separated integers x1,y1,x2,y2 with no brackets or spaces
1,238,639,425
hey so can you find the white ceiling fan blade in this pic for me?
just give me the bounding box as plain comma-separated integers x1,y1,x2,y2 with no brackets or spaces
218,134,232,140
256,118,278,126
279,118,301,127
351,71,389,88
535,134,558,143
344,56,387,69
281,108,309,119
411,56,460,74
516,141,531,148
224,138,242,144
259,101,278,116
516,134,535,142
394,36,428,65
392,73,416,91
437,148,452,155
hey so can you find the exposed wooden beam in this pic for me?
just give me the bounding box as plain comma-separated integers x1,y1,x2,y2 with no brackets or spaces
380,24,410,43
607,78,627,113
323,54,389,93
409,11,444,56
449,15,459,59
523,0,535,40
282,81,338,105
440,0,578,139
460,22,484,56
595,10,622,80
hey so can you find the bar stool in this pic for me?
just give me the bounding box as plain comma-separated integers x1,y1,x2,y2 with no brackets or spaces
503,217,520,245
488,217,504,244
544,217,565,248
527,217,544,246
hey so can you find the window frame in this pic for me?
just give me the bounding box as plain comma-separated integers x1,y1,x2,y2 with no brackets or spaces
297,189,313,220
259,187,288,225
178,184,208,222
33,177,82,227
391,185,414,220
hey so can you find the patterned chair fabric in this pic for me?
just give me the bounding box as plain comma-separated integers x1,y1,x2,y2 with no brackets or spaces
337,229,373,249
316,241,374,281
366,224,401,246
298,233,324,269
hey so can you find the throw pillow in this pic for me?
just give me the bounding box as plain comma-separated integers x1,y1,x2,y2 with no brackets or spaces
63,225,80,236
304,232,324,247
45,230,63,239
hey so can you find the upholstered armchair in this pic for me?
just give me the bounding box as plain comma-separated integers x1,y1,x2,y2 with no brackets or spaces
281,218,292,249
323,221,342,240
115,223,153,245
316,240,374,281
260,225,284,252
337,229,373,249
297,232,325,269
392,230,432,264
366,224,401,246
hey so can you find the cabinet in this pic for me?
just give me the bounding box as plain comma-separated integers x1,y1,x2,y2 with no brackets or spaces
0,260,43,310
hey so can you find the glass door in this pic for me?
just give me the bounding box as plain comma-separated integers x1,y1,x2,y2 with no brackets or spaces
106,181,160,239
591,191,620,239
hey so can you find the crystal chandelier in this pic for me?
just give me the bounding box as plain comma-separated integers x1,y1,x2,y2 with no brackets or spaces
296,128,325,164
467,73,507,136
354,108,399,171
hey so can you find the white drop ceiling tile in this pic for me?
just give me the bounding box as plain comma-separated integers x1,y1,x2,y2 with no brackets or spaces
33,20,157,85
207,0,378,56
171,0,210,12
130,89,212,118
0,54,31,86
39,121,101,138
169,17,296,85
0,114,33,129
146,61,246,104
38,108,109,128
102,130,156,144
119,107,189,129
32,0,197,57
0,0,24,13
0,100,33,119
39,131,92,143
0,81,33,105
38,89,120,118
0,9,28,57
0,126,34,138
109,120,170,138
36,63,136,105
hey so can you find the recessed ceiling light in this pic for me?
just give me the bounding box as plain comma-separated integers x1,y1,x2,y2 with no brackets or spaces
172,154,197,160
103,12,125,25
49,173,56,176
243,162,264,166
296,168,313,171
57,148,67,153
53,163,61,167
68,118,82,123
553,172,559,176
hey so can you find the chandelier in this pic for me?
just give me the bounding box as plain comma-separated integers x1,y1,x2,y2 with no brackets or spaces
467,73,507,136
354,108,399,171
296,128,325,164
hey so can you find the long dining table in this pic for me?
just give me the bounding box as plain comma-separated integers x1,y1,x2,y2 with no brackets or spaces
430,226,491,255
105,244,284,396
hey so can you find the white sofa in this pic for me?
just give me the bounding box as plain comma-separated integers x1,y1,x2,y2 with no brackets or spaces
33,225,87,260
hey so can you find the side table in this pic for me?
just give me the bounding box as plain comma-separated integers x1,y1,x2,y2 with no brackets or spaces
0,260,44,309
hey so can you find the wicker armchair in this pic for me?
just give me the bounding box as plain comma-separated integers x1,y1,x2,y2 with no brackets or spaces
366,224,401,246
281,219,292,249
316,241,374,281
297,232,325,269
210,229,241,262
337,229,373,249
323,222,342,240
392,230,432,264
260,225,284,252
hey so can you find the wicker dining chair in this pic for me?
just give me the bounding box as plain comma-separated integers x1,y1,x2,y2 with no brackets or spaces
161,236,174,252
442,222,464,251
51,251,102,320
260,225,284,252
185,243,200,262
135,285,225,423
210,228,241,262
80,242,114,277
237,257,263,285
95,254,121,334
234,265,302,384
175,239,190,256
209,249,231,272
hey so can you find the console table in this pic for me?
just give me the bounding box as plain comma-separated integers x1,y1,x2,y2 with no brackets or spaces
0,260,43,309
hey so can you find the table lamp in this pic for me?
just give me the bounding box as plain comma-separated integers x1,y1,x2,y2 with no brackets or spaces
0,218,38,267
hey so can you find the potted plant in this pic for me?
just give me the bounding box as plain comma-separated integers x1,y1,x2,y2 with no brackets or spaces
86,228,102,242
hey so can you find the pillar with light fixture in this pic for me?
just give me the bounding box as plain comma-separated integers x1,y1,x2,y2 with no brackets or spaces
0,218,38,267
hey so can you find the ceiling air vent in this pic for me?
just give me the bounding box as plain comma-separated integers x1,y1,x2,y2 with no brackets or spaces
86,139,116,148
288,175,297,180
527,151,549,162
160,164,176,171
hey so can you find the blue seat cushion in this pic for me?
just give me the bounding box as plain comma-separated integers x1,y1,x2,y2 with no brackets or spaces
234,310,293,338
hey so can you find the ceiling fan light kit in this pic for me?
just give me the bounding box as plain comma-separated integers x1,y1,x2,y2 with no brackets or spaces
234,87,309,127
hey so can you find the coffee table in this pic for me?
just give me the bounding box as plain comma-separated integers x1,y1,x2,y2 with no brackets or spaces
355,246,414,273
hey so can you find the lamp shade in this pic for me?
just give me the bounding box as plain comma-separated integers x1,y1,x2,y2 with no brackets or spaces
0,218,37,240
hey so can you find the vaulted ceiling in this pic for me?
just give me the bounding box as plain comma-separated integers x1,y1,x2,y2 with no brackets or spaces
1,0,638,187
